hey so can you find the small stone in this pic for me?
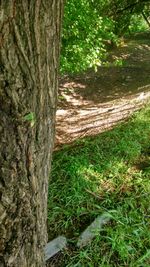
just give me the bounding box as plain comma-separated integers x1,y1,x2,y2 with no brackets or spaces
45,236,67,261
77,213,112,248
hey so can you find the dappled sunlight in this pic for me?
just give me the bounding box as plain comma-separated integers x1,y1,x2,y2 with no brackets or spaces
48,106,150,263
55,33,150,149
60,90,89,107
55,91,150,148
77,157,143,198
47,102,150,267
63,81,86,89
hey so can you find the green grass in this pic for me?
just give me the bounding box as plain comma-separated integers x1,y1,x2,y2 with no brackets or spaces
48,104,150,267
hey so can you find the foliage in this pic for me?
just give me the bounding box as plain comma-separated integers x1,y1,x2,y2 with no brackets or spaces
60,0,117,73
48,105,150,266
60,0,149,73
129,14,148,33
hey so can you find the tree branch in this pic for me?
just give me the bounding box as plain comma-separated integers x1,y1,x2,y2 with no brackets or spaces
142,11,150,28
116,0,149,15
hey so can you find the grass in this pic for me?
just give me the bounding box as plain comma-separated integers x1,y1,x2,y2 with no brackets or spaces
47,104,150,267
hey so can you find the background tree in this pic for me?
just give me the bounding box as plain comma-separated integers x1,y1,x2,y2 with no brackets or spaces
61,0,149,73
110,0,150,35
0,1,63,266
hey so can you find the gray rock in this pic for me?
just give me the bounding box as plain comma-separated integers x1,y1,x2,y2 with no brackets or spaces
77,213,112,248
45,236,67,261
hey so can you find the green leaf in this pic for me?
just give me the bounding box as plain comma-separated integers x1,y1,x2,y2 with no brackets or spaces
23,112,35,126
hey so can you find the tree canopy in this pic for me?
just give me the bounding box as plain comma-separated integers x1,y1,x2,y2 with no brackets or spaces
60,0,150,73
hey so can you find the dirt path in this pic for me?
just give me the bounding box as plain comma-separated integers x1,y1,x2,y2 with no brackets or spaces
55,32,150,149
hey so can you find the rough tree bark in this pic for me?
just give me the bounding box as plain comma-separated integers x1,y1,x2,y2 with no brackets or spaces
0,1,64,266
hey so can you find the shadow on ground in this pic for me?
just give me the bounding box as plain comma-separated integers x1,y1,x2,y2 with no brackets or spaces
47,105,150,267
55,32,150,149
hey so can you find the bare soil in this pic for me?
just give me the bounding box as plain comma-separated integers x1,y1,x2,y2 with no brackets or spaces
55,32,150,149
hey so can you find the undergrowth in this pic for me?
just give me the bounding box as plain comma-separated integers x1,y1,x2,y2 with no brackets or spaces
48,104,150,267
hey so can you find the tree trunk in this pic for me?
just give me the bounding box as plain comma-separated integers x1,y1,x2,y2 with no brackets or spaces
142,11,150,28
0,1,64,266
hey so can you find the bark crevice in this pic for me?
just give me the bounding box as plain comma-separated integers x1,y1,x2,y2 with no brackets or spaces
0,1,64,266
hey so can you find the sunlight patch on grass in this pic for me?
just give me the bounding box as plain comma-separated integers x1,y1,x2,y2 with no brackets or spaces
48,104,150,266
